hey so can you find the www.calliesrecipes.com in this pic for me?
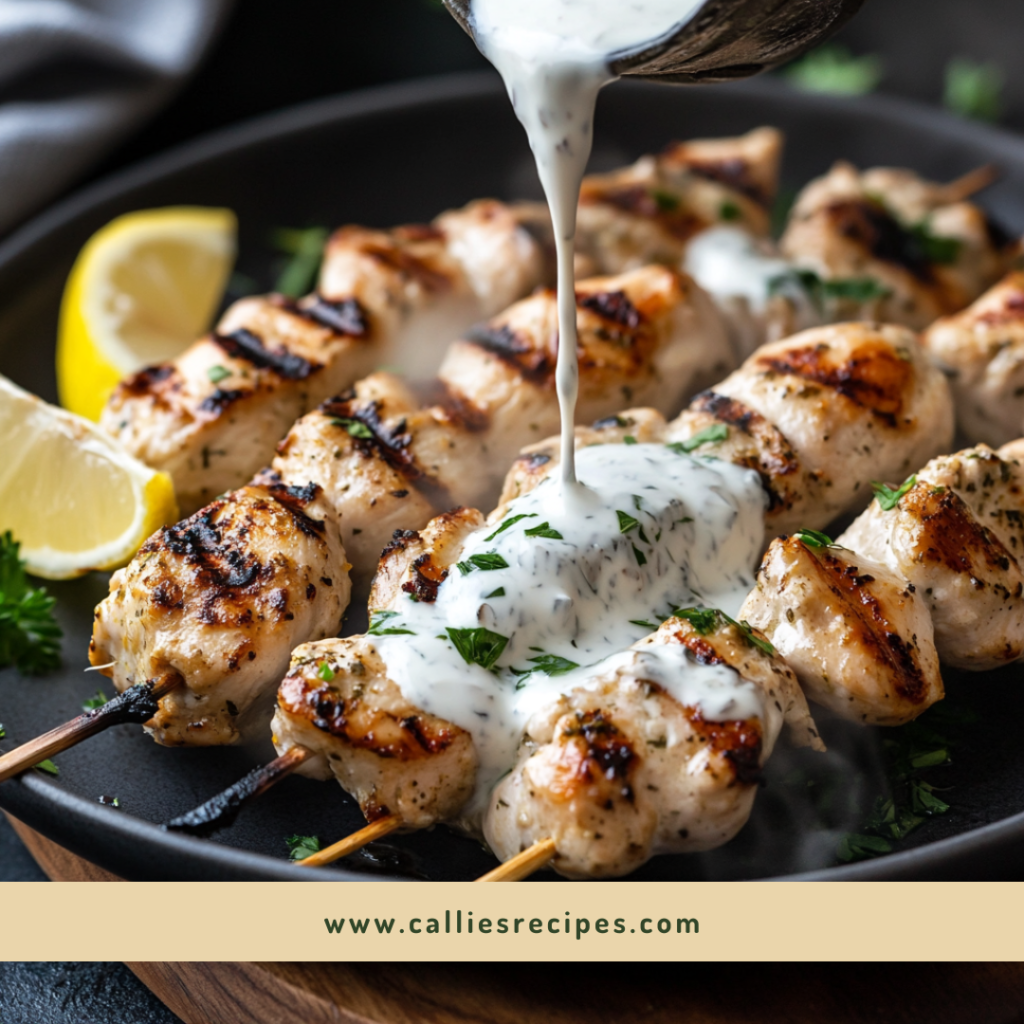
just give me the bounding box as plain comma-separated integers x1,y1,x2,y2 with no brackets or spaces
324,910,699,939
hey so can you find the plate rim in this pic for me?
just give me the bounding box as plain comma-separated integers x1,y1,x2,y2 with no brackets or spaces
3,70,1024,881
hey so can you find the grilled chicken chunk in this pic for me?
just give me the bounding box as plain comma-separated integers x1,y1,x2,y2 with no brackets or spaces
89,480,349,746
272,507,487,825
503,323,954,536
572,127,782,277
273,633,479,829
272,265,731,585
739,535,943,726
484,613,821,880
103,202,551,514
780,162,1013,330
922,272,1024,447
837,445,1024,670
669,323,952,531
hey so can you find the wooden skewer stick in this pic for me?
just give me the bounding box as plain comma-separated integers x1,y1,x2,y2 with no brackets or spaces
299,814,403,868
163,745,313,837
0,672,183,785
941,163,1000,202
476,838,557,882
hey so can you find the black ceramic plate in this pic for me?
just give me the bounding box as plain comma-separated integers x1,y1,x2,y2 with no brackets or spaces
3,72,1024,882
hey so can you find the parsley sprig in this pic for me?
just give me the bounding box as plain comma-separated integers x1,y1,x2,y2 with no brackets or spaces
512,650,579,688
367,610,415,636
272,226,329,298
485,513,537,542
445,627,509,670
768,269,892,310
794,528,835,549
0,532,62,675
286,834,322,861
837,709,958,863
82,690,109,711
456,552,509,576
666,424,729,455
674,605,775,656
872,475,917,512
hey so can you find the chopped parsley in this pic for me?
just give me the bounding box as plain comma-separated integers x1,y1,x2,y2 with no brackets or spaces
820,277,892,302
367,610,415,636
331,417,373,439
272,226,329,298
445,627,508,670
719,200,741,222
206,364,231,384
674,606,718,634
456,552,509,575
944,57,1004,122
836,706,958,862
675,605,774,655
485,513,537,542
484,587,506,599
515,652,579,677
0,532,62,675
795,528,834,549
632,544,648,567
784,44,883,96
35,758,59,776
317,661,336,682
616,510,640,534
286,834,322,861
524,521,563,540
82,690,109,711
623,435,638,445
769,269,892,308
667,424,729,455
724,613,775,656
910,223,962,265
651,189,680,212
872,475,917,511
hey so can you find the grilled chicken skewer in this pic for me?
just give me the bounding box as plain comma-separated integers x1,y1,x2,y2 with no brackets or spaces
102,203,552,515
737,443,1024,727
102,129,782,514
507,322,954,536
778,161,1014,331
683,160,1013,360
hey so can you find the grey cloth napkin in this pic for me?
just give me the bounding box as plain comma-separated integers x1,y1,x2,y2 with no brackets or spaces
0,0,235,236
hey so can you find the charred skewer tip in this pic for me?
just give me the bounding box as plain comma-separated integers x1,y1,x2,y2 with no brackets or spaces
0,671,183,786
476,838,558,882
163,745,313,837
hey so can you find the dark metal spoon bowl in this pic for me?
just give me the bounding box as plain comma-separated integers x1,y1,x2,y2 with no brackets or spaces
442,0,867,83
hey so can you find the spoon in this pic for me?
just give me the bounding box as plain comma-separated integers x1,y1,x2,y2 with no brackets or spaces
442,0,867,83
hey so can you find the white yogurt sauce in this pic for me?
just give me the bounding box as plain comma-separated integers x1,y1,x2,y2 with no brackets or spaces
375,443,767,820
469,0,705,488
684,226,798,312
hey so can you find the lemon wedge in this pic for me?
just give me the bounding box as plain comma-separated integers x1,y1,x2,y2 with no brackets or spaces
0,374,179,578
57,206,237,421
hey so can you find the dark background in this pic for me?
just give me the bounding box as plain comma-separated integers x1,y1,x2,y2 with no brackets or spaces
3,0,1024,1017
